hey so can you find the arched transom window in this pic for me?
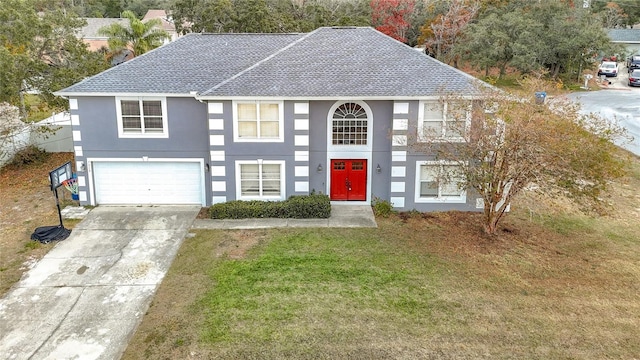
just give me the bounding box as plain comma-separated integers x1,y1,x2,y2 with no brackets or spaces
332,103,368,145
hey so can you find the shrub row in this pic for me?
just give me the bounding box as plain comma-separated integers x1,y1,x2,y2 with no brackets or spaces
209,194,331,219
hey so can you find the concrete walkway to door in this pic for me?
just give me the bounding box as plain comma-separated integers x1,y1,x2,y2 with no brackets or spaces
0,206,200,360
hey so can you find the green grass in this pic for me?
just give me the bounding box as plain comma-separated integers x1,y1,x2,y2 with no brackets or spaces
196,230,442,345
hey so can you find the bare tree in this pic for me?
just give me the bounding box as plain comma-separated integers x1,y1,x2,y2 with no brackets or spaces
421,0,479,67
413,78,628,234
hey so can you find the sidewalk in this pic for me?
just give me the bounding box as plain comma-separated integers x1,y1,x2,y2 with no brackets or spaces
192,205,377,229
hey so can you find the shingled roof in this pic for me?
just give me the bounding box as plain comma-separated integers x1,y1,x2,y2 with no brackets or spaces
607,29,640,43
58,27,484,98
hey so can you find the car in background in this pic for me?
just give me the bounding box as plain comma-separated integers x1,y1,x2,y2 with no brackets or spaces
598,61,619,77
628,55,640,72
629,69,640,87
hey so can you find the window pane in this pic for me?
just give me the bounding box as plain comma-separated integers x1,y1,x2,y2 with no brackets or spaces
262,164,280,196
262,181,280,195
241,164,259,179
142,101,162,116
424,102,443,119
441,182,460,196
445,120,465,138
122,116,141,132
144,117,163,132
260,103,279,122
241,181,260,196
422,120,442,137
121,100,140,116
238,103,257,121
260,121,279,138
240,164,260,196
420,164,438,179
420,165,439,197
332,119,367,145
420,181,438,197
238,121,257,137
262,164,280,179
441,165,463,196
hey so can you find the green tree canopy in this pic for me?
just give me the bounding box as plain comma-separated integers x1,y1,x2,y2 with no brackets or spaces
170,0,371,34
459,1,619,79
0,0,109,115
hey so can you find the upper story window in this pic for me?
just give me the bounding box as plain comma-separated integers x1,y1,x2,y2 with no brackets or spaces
233,101,283,142
418,101,470,142
332,102,368,145
415,161,466,203
116,97,168,138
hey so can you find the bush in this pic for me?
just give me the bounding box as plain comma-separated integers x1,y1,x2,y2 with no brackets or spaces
371,197,395,217
209,194,331,219
9,145,49,166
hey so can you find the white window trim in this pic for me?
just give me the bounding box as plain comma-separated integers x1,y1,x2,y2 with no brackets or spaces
417,100,470,143
232,100,284,143
414,160,466,203
235,160,286,201
115,97,168,138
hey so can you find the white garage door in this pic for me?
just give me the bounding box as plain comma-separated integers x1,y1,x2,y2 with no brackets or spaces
92,161,203,205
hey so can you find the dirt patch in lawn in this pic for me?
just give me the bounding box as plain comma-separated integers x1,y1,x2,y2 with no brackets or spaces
0,152,77,296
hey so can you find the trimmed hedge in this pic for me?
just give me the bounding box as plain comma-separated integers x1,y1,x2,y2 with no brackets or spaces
209,194,331,219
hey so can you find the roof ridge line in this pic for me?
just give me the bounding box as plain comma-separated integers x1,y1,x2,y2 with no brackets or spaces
200,28,319,95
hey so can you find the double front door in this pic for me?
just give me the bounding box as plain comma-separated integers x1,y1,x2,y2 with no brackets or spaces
330,159,367,201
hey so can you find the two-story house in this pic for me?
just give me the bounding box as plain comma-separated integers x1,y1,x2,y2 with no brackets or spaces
55,26,487,211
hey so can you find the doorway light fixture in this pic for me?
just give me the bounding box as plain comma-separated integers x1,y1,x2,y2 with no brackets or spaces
317,163,323,173
376,164,381,173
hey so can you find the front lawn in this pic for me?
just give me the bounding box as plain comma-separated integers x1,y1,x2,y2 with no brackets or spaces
123,154,640,359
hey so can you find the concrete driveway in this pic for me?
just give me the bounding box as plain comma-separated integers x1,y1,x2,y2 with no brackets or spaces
0,206,199,360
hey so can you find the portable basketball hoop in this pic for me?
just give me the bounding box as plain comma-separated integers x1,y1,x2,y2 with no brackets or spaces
30,162,73,243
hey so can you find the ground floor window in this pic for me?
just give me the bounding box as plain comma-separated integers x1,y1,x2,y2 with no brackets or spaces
415,161,466,203
236,160,285,200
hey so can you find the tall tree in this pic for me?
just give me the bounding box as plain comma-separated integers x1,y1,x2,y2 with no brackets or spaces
98,10,170,58
370,0,415,42
461,9,541,78
413,78,627,234
459,1,617,79
231,0,278,32
599,2,628,28
0,0,108,115
171,0,234,33
591,0,640,27
420,0,479,66
170,0,371,34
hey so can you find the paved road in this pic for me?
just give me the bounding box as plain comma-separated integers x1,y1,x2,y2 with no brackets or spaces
0,206,199,360
566,78,640,155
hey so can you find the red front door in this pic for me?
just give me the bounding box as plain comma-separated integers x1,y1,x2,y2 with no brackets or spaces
330,159,367,201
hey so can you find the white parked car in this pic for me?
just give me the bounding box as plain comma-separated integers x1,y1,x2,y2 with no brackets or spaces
598,61,619,77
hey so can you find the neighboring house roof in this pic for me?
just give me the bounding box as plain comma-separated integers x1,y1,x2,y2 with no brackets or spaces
142,9,176,34
607,29,640,44
80,18,129,40
57,27,485,98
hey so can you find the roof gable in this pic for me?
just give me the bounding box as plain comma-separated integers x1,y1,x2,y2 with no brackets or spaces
58,27,484,97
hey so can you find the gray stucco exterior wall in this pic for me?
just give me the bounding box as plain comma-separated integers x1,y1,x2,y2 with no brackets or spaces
71,96,209,205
